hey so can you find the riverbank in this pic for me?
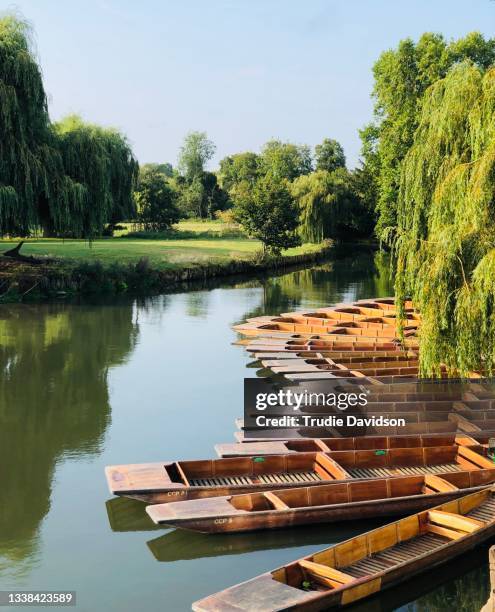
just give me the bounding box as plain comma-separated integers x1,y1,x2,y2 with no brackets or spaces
0,239,335,302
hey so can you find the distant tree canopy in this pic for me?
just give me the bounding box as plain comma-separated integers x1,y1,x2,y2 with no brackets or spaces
259,140,312,181
363,31,495,245
218,152,260,192
53,115,138,236
396,63,495,376
135,166,181,231
178,131,215,181
233,174,300,255
291,168,373,243
218,137,373,246
314,138,346,173
174,131,229,219
0,16,138,239
141,162,173,178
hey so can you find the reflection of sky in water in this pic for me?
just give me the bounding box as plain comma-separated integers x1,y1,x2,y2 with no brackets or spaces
0,249,488,611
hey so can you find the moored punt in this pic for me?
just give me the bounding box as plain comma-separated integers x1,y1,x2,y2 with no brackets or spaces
147,471,495,533
246,339,417,356
105,445,494,504
215,433,466,457
234,316,418,339
234,298,418,338
192,486,495,611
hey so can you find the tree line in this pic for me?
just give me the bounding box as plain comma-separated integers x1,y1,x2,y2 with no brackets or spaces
0,14,373,254
136,133,375,253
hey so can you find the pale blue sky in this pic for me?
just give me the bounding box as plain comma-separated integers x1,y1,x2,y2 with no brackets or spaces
5,0,495,168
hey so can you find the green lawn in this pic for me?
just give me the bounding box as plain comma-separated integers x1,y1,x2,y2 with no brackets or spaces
0,230,322,270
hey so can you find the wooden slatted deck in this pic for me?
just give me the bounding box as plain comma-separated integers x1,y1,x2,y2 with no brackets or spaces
348,463,461,479
466,497,495,521
344,533,446,578
341,496,495,579
189,470,322,487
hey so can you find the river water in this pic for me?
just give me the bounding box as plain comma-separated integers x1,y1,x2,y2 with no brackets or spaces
0,247,489,611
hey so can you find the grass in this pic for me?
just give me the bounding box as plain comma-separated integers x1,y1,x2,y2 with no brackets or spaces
0,220,323,270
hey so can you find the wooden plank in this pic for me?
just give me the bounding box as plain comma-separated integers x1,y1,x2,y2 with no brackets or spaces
263,491,290,511
298,560,355,584
316,452,351,479
426,524,464,540
428,510,485,532
423,474,459,493
341,578,382,605
458,445,495,469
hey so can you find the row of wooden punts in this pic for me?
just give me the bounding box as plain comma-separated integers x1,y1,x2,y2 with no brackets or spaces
105,297,495,609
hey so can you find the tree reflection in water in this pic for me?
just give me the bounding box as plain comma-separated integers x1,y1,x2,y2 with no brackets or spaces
0,303,138,576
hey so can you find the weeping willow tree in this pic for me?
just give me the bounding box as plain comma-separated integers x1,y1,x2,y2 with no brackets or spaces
395,62,495,376
53,115,138,237
291,168,371,242
0,15,137,240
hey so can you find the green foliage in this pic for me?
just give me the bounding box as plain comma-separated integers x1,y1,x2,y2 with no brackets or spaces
135,166,181,231
54,115,138,237
218,152,260,192
175,132,227,219
314,138,346,172
178,131,215,181
396,63,495,376
233,175,301,255
0,15,138,239
176,171,230,219
291,169,374,242
366,31,495,244
141,162,173,178
260,140,312,181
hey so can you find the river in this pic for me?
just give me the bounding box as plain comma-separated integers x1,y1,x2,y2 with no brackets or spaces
0,247,489,611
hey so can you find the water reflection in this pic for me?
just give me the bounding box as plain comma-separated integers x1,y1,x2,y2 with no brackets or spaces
240,247,393,320
147,520,385,563
105,497,161,532
0,248,487,611
0,304,138,576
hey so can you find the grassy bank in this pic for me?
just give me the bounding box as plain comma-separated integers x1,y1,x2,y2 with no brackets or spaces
0,221,333,301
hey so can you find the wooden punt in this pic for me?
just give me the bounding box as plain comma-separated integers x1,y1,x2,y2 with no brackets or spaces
147,471,495,534
215,434,460,457
192,486,495,611
105,445,494,504
234,298,418,339
234,316,418,339
247,340,417,356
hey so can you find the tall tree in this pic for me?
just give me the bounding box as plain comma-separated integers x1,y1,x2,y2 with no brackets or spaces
291,168,373,243
260,140,312,181
314,138,346,173
135,166,181,231
54,115,138,237
365,32,495,244
233,174,300,255
0,15,138,240
396,62,495,376
0,16,79,237
218,152,260,192
178,131,215,181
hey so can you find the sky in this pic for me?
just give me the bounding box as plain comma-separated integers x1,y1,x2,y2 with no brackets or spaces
4,0,495,169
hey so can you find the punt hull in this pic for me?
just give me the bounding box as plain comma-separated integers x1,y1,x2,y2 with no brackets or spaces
148,485,492,534
192,488,495,611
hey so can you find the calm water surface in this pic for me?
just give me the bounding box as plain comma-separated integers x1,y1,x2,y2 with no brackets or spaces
0,248,489,611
